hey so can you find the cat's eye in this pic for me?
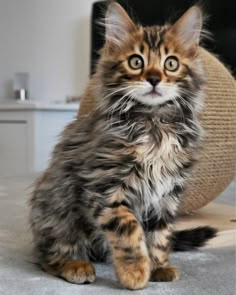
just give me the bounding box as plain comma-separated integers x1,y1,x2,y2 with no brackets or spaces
164,56,179,72
128,55,144,70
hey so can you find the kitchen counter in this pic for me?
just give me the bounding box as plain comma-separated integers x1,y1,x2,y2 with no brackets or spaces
0,100,79,111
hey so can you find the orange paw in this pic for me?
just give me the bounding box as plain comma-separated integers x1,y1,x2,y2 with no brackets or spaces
60,260,96,284
115,257,150,290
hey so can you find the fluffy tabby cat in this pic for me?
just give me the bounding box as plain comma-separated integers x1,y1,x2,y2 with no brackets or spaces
30,3,217,290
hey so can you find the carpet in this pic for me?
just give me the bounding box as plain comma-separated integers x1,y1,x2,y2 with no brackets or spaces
0,175,235,295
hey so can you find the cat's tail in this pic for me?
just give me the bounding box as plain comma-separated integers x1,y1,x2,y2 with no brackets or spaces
171,226,217,251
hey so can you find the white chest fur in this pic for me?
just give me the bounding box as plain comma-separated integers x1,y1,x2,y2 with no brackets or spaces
134,131,185,217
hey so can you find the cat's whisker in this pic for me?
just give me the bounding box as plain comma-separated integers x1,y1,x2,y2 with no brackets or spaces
103,85,135,100
107,89,135,127
114,91,135,119
107,90,133,113
118,91,135,123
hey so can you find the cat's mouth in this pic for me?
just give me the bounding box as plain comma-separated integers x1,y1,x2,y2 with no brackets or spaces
143,89,162,97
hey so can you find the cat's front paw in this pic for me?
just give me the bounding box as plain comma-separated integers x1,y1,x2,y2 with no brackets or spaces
150,266,180,282
60,260,96,284
115,256,150,290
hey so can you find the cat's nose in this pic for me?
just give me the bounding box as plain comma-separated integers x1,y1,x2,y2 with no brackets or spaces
147,76,161,87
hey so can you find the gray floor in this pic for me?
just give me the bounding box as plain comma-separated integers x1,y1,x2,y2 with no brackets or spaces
0,175,235,295
214,179,236,206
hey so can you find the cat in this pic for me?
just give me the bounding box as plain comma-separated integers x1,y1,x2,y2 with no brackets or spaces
29,2,217,290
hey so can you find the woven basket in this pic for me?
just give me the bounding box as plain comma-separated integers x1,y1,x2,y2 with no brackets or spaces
180,48,236,213
78,48,236,214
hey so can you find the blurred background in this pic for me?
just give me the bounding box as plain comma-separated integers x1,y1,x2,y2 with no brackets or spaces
0,0,95,102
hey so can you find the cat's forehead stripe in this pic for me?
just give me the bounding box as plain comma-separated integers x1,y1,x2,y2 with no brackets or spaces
164,47,169,55
139,44,145,54
143,27,166,51
143,29,160,50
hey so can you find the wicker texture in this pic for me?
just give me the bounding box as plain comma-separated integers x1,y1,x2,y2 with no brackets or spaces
180,48,236,213
78,48,236,213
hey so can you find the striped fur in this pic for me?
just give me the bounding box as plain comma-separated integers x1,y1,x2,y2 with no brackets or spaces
29,3,214,290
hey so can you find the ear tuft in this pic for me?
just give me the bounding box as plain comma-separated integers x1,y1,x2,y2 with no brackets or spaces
105,2,136,48
170,6,203,52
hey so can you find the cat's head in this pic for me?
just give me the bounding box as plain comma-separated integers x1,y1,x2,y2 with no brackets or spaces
97,2,205,107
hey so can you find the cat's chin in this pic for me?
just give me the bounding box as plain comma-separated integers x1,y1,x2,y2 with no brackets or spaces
134,94,172,106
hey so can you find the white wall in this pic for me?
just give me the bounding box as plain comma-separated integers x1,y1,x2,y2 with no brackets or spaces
0,0,96,102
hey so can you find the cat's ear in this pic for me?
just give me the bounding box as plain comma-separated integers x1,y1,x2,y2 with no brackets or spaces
169,6,203,52
105,2,136,48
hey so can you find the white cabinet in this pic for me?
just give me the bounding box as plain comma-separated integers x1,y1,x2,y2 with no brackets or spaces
0,122,28,175
0,101,78,176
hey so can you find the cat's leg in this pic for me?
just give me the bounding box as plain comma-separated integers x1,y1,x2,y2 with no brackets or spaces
98,204,150,290
147,223,180,282
30,180,97,284
35,237,96,284
31,208,96,285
